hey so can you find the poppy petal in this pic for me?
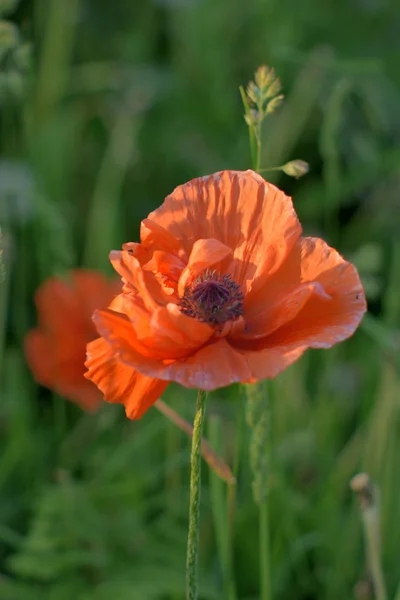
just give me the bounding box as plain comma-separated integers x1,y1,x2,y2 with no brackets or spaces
72,270,121,320
178,238,232,295
110,250,171,310
142,250,185,295
266,238,366,348
140,218,184,256
85,338,168,419
93,307,159,358
241,237,366,351
149,170,301,291
233,282,330,341
121,241,151,265
149,303,214,353
25,329,101,411
92,308,251,389
35,277,82,331
239,344,307,380
158,339,252,390
93,302,213,360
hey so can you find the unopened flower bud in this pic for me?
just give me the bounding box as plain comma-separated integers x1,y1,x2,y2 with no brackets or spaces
350,472,375,510
282,160,310,179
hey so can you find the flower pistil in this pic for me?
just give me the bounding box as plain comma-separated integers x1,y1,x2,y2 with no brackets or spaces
179,269,244,325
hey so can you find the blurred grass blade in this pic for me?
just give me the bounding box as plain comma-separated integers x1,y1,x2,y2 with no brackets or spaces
83,107,139,269
208,414,237,600
33,0,81,123
360,313,400,371
319,77,352,235
0,227,10,373
244,382,271,600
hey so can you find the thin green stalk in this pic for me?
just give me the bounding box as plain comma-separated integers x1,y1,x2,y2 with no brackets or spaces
186,390,208,600
260,501,271,600
83,109,138,269
239,86,257,170
224,397,246,599
226,484,237,600
244,382,272,600
34,0,81,123
208,414,237,600
255,132,261,173
257,166,282,173
208,416,228,596
319,77,351,238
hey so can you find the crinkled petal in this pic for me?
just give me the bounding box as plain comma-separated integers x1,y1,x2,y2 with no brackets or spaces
239,344,308,381
238,237,366,351
93,306,158,358
110,250,170,309
267,238,366,349
143,251,185,280
178,238,232,295
92,309,251,390
234,282,330,341
85,338,167,419
149,170,301,292
93,302,214,360
148,304,214,354
140,218,185,257
158,339,252,390
121,241,151,265
143,251,185,295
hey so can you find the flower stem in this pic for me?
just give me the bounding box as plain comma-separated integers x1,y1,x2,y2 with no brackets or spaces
186,389,208,600
260,500,271,600
255,127,262,173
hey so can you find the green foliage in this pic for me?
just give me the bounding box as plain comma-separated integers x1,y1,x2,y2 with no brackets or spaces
0,1,30,105
244,383,270,506
1,1,400,600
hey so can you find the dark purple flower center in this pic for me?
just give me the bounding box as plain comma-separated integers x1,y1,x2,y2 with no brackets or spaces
179,269,244,325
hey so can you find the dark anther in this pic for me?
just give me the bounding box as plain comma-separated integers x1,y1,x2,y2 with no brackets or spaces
179,269,244,325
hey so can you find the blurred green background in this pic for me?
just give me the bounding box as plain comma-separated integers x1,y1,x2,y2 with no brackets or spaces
1,0,400,599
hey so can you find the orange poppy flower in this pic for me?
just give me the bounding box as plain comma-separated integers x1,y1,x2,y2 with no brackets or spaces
25,270,120,411
85,170,366,419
